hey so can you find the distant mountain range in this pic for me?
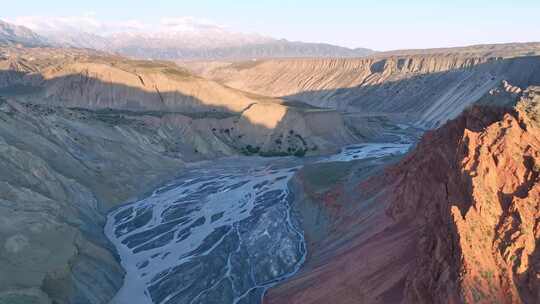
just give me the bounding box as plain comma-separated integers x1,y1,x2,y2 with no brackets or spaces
1,17,374,60
0,20,48,47
112,38,374,61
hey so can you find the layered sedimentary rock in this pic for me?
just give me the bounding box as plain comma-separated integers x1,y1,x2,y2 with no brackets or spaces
3,41,540,304
267,86,540,303
187,44,540,127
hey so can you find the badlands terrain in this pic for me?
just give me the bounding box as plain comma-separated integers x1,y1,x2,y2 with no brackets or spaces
1,19,540,304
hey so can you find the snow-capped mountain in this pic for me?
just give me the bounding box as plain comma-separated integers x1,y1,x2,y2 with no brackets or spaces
0,20,48,47
7,16,374,60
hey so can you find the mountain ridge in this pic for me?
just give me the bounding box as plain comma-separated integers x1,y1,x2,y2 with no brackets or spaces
0,20,48,47
185,44,540,128
3,18,375,60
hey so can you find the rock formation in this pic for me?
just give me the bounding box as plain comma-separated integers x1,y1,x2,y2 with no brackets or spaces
267,86,540,303
0,99,183,304
391,87,540,303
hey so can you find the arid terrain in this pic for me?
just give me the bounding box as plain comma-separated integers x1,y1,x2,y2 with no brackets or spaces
1,17,540,304
266,86,540,304
184,43,540,128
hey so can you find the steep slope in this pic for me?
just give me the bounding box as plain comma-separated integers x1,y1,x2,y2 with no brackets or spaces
0,20,48,47
188,44,540,127
0,46,358,156
389,87,540,303
267,86,540,303
0,49,257,113
377,42,540,57
0,99,183,304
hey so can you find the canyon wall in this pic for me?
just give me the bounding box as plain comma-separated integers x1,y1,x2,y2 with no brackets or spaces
189,48,540,128
267,86,540,304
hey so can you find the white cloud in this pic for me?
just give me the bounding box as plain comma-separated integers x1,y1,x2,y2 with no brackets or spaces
8,15,228,35
116,19,148,32
160,17,226,32
8,15,107,34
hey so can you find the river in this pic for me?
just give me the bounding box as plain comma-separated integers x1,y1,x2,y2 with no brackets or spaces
104,135,413,304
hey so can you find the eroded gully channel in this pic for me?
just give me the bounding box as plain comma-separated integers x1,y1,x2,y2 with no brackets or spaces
104,133,415,304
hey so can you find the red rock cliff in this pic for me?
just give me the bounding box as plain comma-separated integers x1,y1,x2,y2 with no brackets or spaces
387,87,540,303
267,86,540,304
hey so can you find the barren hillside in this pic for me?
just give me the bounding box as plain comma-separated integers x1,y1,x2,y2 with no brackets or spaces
0,47,358,157
186,43,540,127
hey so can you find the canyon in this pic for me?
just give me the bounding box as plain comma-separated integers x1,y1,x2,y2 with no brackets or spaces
1,18,540,304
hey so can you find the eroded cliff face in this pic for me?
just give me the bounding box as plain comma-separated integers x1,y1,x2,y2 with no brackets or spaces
387,87,540,303
267,87,540,304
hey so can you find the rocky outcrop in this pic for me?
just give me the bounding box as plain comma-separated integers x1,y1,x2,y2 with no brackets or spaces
267,87,540,303
388,87,540,303
233,102,357,155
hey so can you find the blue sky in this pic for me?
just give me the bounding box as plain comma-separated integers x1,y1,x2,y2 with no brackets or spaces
2,0,540,50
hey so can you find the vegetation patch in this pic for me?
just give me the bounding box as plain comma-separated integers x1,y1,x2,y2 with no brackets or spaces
241,145,261,155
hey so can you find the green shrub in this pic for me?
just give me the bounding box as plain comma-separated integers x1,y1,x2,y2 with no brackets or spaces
242,145,261,155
